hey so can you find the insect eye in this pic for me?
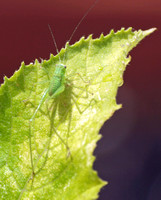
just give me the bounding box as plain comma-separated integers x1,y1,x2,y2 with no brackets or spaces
64,65,67,68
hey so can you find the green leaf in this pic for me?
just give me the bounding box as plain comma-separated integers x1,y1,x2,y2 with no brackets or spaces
0,27,155,200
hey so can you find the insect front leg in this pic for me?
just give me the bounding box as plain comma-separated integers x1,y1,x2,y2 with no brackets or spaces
28,88,49,179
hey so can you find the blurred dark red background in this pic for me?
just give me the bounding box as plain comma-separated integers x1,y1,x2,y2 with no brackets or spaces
0,0,161,199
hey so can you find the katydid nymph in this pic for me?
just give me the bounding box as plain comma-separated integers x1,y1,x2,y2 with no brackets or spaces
28,0,99,180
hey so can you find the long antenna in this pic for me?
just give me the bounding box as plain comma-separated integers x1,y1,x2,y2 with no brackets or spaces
63,0,99,63
48,24,61,62
48,0,99,64
68,0,99,45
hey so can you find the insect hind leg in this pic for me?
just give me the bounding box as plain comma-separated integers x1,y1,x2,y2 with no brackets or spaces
52,126,72,159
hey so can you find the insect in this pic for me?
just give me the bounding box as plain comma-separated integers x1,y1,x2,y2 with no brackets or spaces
28,0,99,180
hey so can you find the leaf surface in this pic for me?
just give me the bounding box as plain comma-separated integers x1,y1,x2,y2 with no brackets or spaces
0,28,155,200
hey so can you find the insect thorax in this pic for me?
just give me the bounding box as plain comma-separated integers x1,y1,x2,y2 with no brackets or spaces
48,64,66,97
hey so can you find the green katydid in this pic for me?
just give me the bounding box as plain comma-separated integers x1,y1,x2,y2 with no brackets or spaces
28,0,99,180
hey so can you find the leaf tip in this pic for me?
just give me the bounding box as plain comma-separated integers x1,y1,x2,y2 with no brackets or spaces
65,41,70,49
109,29,114,35
21,61,25,67
80,36,85,43
50,53,54,59
143,28,157,36
3,76,8,82
34,59,39,65
100,33,104,39
87,34,93,40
